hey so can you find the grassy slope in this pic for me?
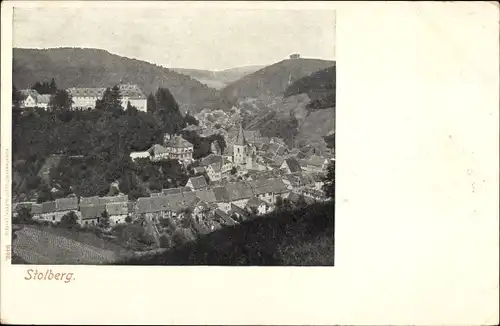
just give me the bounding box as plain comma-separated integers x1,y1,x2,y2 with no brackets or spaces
13,47,222,112
119,201,334,266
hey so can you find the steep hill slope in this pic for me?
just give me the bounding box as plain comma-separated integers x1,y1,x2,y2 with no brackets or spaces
13,47,223,113
220,58,335,104
172,65,265,89
119,201,334,266
241,63,336,150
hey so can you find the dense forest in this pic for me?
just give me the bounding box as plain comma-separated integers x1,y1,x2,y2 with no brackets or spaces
12,81,219,202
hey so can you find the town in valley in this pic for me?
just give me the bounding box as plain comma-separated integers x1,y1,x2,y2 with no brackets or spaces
11,8,336,265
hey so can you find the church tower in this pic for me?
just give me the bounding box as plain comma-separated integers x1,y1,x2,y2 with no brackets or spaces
233,123,247,166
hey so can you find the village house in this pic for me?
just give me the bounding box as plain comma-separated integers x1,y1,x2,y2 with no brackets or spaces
67,84,147,111
129,151,151,162
282,172,316,190
214,209,237,227
35,197,80,224
185,176,208,191
163,134,194,162
67,87,106,110
247,178,290,205
106,202,129,224
192,166,206,175
205,162,222,182
299,155,329,173
300,187,328,202
212,181,254,213
79,204,102,226
229,203,251,222
280,158,302,174
245,196,271,215
194,189,217,204
148,144,170,162
287,192,315,207
161,187,192,196
136,191,197,222
19,89,51,109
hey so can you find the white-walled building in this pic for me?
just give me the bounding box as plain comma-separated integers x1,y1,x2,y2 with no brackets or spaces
67,84,147,112
67,88,106,110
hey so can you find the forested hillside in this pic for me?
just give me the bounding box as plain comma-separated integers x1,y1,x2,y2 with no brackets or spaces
284,64,336,111
220,58,335,104
12,83,214,203
13,48,225,113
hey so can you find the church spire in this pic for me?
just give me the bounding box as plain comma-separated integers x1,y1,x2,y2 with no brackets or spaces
235,122,246,146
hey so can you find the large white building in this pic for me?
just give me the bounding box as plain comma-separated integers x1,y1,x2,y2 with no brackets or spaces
67,84,147,112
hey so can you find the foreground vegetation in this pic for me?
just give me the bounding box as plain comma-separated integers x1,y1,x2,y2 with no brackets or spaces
119,201,335,266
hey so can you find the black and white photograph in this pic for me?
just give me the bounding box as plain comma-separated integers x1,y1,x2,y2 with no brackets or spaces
10,6,336,266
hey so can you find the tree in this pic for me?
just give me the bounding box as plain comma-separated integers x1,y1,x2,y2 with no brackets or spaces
230,166,237,175
125,215,133,223
37,183,54,203
147,93,157,113
49,89,73,112
275,196,284,211
49,78,57,93
16,206,32,223
126,101,138,116
296,194,308,208
99,210,111,228
95,86,122,116
322,160,335,200
155,87,185,133
184,113,199,126
60,211,79,228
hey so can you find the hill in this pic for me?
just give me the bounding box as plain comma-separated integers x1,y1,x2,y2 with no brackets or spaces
220,58,335,104
119,201,334,266
171,65,265,90
13,47,223,113
239,64,336,150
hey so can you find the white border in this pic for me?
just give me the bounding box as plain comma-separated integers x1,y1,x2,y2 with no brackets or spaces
2,1,499,325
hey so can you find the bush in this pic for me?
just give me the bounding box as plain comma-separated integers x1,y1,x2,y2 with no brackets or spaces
60,211,79,228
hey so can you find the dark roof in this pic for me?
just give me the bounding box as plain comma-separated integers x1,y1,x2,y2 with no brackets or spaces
148,144,168,155
245,196,267,210
212,186,229,202
55,197,78,211
80,204,105,220
214,209,236,226
118,84,146,99
67,87,106,98
187,176,208,190
162,188,181,195
248,178,289,196
200,154,223,167
225,182,254,201
287,192,315,205
164,135,193,148
106,202,128,216
193,166,206,174
41,201,56,214
284,158,302,173
195,189,217,203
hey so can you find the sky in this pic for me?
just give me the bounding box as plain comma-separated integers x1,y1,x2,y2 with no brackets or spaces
13,6,336,71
